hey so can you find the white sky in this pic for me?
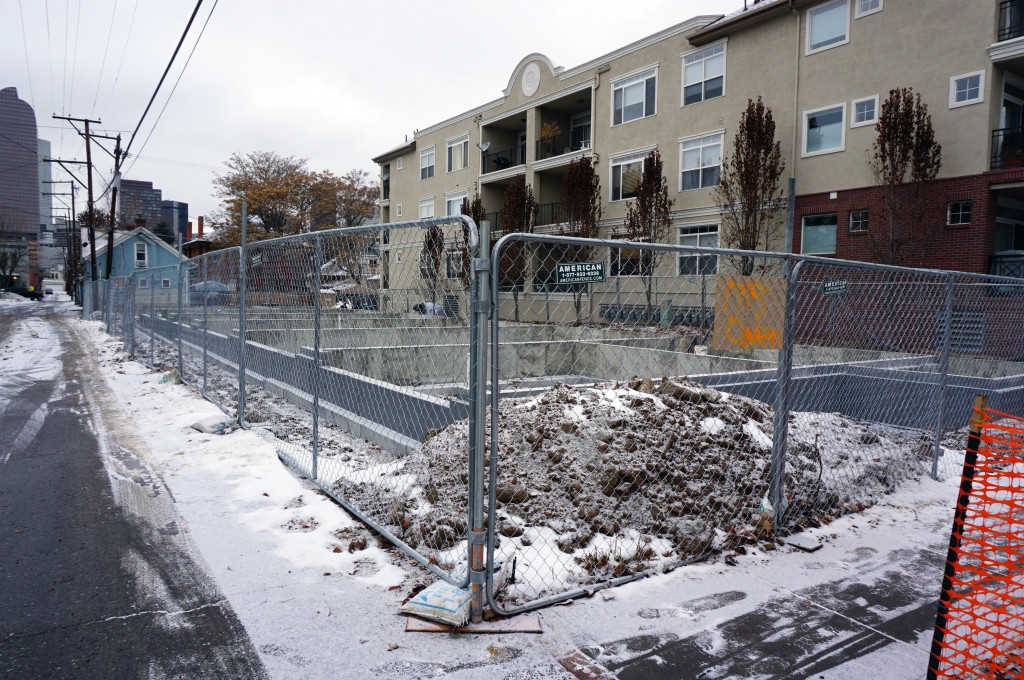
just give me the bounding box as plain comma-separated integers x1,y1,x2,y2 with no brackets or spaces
2,1,744,223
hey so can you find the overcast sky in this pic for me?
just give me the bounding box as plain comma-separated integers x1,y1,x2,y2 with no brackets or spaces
2,0,742,222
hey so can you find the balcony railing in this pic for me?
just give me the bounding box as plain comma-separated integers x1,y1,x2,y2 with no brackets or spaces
535,128,592,161
999,0,1024,42
992,251,1024,278
535,202,562,227
991,126,1024,169
481,145,526,174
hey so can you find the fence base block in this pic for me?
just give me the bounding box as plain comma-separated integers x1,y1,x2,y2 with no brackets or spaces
404,614,543,634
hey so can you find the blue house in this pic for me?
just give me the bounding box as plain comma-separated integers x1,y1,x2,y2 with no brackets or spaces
92,226,187,288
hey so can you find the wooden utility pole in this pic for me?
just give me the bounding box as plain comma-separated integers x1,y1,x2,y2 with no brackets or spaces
89,133,123,280
53,116,101,289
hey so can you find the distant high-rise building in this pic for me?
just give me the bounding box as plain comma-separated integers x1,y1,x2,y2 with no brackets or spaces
160,200,189,243
118,179,163,227
38,138,51,236
0,87,39,237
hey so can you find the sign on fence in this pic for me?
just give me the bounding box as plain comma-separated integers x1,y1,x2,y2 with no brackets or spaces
711,275,786,351
823,279,848,296
556,261,605,284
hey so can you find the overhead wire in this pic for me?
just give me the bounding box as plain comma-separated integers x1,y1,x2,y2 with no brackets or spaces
98,0,138,116
121,0,219,179
16,0,36,106
90,0,119,116
68,0,82,114
61,0,70,114
44,0,56,111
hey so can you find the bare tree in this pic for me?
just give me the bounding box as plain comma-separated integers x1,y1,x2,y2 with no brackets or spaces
714,97,785,276
624,149,673,310
0,242,26,288
868,87,942,265
420,224,445,306
498,176,538,321
560,156,602,323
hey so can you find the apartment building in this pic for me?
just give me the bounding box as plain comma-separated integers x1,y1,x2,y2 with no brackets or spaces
373,0,1022,296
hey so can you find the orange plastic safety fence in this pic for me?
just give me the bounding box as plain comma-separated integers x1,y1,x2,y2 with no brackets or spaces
929,407,1024,680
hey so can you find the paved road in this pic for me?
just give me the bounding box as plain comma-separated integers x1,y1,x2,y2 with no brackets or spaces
0,301,267,679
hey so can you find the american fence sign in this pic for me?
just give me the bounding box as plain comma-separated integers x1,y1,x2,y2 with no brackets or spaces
556,261,605,284
823,279,848,296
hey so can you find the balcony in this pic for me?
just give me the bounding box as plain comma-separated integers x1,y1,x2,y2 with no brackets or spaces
991,126,1024,169
992,251,1024,278
535,202,562,228
481,145,526,174
1000,0,1024,42
535,128,591,162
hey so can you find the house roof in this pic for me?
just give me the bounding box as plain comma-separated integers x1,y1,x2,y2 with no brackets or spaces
93,225,186,260
371,139,416,164
688,0,790,45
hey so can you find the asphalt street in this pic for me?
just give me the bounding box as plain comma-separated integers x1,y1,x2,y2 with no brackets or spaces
0,301,267,679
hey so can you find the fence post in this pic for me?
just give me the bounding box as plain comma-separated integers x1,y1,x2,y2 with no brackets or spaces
238,202,248,426
932,274,955,479
312,234,323,481
202,258,209,394
769,258,801,527
468,218,489,624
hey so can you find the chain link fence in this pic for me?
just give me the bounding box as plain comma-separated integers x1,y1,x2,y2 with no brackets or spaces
86,225,1024,618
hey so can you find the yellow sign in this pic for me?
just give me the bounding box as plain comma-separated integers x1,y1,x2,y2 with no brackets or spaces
711,274,786,351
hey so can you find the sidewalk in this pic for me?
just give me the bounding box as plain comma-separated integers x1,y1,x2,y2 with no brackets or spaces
78,316,958,679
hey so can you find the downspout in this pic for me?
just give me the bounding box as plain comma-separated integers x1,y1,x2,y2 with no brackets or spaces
790,0,801,174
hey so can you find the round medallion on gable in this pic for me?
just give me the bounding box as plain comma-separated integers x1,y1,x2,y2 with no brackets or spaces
521,63,541,97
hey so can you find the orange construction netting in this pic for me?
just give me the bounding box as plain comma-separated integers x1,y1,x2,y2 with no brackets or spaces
928,406,1024,680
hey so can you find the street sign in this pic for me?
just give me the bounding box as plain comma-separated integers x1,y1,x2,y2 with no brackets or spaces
556,261,605,284
822,279,847,296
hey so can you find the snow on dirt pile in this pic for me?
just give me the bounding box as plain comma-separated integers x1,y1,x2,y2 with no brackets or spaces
334,377,921,597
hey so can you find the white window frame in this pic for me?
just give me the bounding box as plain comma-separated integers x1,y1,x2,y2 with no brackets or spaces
677,224,720,276
806,0,850,56
138,277,149,288
849,209,869,233
854,0,882,18
611,65,658,126
396,203,403,217
161,278,171,289
134,241,147,269
679,131,724,192
396,156,403,171
949,70,986,109
948,200,973,226
802,102,847,157
445,247,464,280
445,190,469,217
419,197,435,219
396,251,402,264
420,145,435,180
446,134,469,173
609,234,653,278
681,40,726,107
801,214,838,255
850,95,878,128
609,147,654,202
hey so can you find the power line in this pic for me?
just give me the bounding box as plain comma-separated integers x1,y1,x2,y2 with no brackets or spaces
68,0,83,114
0,131,43,156
90,0,119,116
44,0,56,112
98,0,138,116
17,0,36,106
123,0,219,177
122,0,204,160
61,0,70,114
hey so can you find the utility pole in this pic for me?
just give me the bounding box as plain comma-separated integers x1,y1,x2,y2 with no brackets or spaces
53,115,101,301
43,163,87,300
90,133,122,280
43,180,76,290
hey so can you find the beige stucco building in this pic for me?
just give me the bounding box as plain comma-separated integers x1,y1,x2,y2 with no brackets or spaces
374,0,1024,308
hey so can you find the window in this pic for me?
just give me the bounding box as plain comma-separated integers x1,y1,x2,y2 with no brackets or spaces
161,279,171,289
612,67,657,125
420,146,435,179
419,197,434,219
855,0,882,17
396,157,403,170
610,150,649,201
851,95,878,127
447,135,469,172
446,190,469,217
803,104,846,156
807,0,849,54
610,236,653,277
850,209,869,232
949,70,985,108
138,277,149,288
948,200,973,225
134,242,147,268
680,133,723,190
678,225,719,275
802,214,837,254
445,248,464,280
396,203,403,217
396,251,402,264
682,43,725,106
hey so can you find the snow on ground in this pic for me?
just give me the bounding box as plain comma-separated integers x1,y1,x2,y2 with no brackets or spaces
74,316,987,678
